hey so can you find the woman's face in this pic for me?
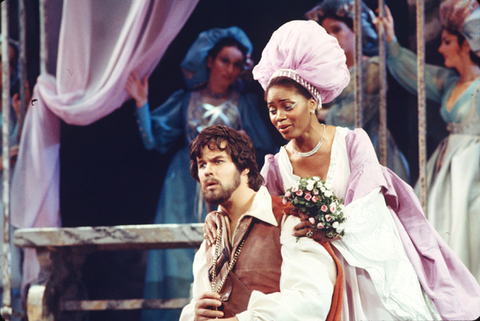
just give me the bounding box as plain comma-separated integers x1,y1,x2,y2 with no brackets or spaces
207,46,244,89
321,17,354,55
438,29,465,69
266,85,316,140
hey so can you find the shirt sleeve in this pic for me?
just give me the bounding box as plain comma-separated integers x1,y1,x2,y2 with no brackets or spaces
236,215,337,321
179,241,210,321
387,38,456,104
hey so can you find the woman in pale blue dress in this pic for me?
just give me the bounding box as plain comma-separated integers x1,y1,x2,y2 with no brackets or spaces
379,0,480,283
305,0,410,183
125,26,276,320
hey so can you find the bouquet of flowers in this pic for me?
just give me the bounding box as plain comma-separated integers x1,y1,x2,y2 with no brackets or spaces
282,176,346,239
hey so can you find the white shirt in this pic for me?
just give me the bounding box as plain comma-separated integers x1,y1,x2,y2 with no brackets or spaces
179,186,337,321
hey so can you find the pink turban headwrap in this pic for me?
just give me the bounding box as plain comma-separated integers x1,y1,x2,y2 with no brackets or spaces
252,20,349,105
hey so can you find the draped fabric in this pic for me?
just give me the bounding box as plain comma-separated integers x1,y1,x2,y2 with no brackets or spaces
11,0,199,296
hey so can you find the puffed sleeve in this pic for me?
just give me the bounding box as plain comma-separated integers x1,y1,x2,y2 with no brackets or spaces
387,38,456,103
134,89,189,154
179,241,210,321
236,215,336,321
260,153,285,197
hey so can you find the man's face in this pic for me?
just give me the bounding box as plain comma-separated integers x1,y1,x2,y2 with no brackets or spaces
197,143,241,206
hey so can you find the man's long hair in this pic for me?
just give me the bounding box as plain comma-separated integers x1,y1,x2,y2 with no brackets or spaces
189,125,263,191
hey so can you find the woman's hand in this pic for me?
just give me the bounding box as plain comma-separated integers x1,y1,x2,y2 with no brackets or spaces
374,5,395,42
194,291,224,321
203,211,219,246
292,220,331,243
12,80,31,122
292,213,341,243
125,71,149,108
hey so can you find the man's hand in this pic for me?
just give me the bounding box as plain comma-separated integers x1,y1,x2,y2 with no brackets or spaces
194,291,224,320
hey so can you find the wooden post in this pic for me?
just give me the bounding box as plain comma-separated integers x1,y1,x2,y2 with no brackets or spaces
416,0,427,214
354,0,363,128
1,0,12,319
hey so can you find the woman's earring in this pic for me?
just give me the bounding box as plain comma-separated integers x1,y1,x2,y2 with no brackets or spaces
310,109,315,114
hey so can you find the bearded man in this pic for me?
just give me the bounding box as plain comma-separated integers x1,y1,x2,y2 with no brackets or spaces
180,125,342,321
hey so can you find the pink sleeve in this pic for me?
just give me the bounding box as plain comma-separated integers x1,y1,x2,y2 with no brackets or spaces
260,153,285,197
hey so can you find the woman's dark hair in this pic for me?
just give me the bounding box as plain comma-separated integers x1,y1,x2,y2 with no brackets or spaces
208,37,248,62
445,28,480,67
189,125,263,191
266,76,313,101
318,11,353,31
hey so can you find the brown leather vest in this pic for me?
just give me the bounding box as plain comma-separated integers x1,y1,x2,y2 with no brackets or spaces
205,194,285,317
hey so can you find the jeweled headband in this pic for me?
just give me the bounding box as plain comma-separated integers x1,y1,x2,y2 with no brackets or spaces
268,69,323,107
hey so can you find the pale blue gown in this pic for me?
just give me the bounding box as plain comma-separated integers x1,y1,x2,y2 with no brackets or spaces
387,38,480,283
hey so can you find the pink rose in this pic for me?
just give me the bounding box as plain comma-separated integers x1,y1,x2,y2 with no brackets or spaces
282,198,287,205
317,222,324,229
325,214,332,221
312,196,318,203
292,186,298,192
285,191,291,198
296,190,303,196
304,193,312,201
321,205,328,212
309,217,316,225
330,204,336,213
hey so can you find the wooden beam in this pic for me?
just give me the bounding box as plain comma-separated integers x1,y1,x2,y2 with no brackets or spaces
14,224,204,251
62,298,190,311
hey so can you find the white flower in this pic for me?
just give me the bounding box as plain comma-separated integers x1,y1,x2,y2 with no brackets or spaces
336,226,344,233
332,221,339,228
324,182,333,190
309,217,316,225
320,186,326,193
324,190,332,197
306,180,315,191
313,176,320,181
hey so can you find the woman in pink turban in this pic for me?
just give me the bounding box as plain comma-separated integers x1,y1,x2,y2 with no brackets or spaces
205,20,480,320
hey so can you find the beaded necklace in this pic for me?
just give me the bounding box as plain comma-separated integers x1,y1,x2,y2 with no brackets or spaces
292,123,326,157
210,225,248,293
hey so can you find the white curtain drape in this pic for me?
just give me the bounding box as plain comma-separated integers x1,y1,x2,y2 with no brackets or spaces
11,0,199,295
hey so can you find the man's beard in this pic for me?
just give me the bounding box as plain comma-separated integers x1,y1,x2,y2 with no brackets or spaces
202,170,241,206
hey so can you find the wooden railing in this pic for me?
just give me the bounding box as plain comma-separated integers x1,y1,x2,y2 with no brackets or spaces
13,223,204,321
